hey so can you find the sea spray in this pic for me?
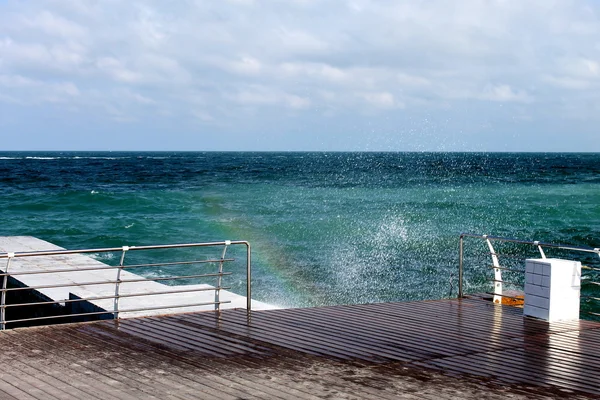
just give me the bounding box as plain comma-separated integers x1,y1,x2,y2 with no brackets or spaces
1,151,599,310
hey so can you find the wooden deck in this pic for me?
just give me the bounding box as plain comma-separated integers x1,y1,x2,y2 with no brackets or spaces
1,298,600,399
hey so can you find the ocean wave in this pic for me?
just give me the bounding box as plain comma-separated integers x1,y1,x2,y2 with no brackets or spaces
20,156,130,161
1,152,599,309
0,157,19,160
89,252,116,261
73,156,126,160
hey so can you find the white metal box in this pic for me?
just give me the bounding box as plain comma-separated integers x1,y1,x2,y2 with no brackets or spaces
523,258,581,322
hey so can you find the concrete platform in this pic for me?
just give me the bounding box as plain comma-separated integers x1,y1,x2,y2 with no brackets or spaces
0,236,277,322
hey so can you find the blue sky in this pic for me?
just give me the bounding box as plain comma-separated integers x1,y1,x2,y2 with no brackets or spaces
0,0,599,151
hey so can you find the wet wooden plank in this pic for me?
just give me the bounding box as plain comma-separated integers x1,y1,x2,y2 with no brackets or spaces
2,298,600,399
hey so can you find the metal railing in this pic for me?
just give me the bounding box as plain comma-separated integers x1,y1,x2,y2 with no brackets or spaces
0,240,252,329
458,233,600,317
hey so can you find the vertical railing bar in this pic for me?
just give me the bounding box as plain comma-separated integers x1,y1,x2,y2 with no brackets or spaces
215,241,230,311
458,235,464,299
534,241,547,259
1,254,14,331
114,246,129,320
485,236,502,304
246,242,252,311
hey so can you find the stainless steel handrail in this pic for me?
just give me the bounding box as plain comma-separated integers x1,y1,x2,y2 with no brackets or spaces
458,233,600,315
0,241,249,258
0,240,252,329
460,233,600,255
0,258,234,277
0,272,233,292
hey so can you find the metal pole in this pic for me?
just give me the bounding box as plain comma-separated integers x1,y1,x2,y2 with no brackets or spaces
246,242,252,311
458,236,464,299
1,254,13,330
215,243,229,312
534,241,547,259
114,247,129,319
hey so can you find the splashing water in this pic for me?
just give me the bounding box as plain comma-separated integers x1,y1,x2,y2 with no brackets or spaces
1,151,599,309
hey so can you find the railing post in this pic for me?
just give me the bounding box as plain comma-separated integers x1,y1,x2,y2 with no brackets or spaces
534,241,547,259
485,237,502,304
458,236,464,298
246,242,252,311
1,253,14,330
215,241,230,311
113,246,129,320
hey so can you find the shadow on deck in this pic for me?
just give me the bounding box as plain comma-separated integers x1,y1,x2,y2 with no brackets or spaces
2,298,600,399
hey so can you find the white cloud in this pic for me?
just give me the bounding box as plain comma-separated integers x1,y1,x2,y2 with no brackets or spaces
1,39,51,65
397,73,430,87
0,0,599,150
228,57,263,75
285,94,311,109
96,57,141,83
362,92,397,109
192,110,214,122
278,62,348,83
232,88,278,106
0,73,79,105
54,82,79,97
119,89,155,105
133,6,168,48
22,10,87,39
274,27,329,54
0,38,86,73
0,93,24,105
481,85,532,103
224,0,255,4
229,85,310,110
0,74,38,88
543,75,592,90
562,58,600,79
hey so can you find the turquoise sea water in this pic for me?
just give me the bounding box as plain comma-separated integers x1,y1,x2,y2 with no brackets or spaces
1,152,599,310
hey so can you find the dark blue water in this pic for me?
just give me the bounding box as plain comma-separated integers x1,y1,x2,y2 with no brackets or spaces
1,152,599,309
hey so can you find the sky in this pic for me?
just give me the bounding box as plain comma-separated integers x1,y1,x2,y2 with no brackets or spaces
0,0,599,152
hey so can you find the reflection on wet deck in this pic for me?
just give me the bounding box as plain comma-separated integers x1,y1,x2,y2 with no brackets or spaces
2,298,599,399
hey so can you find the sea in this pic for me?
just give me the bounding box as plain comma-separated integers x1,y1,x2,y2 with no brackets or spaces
1,152,599,313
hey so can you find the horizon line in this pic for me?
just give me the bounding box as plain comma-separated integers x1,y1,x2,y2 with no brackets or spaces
1,150,600,154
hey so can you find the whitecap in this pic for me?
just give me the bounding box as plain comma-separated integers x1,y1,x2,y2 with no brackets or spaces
73,156,124,160
89,252,116,261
